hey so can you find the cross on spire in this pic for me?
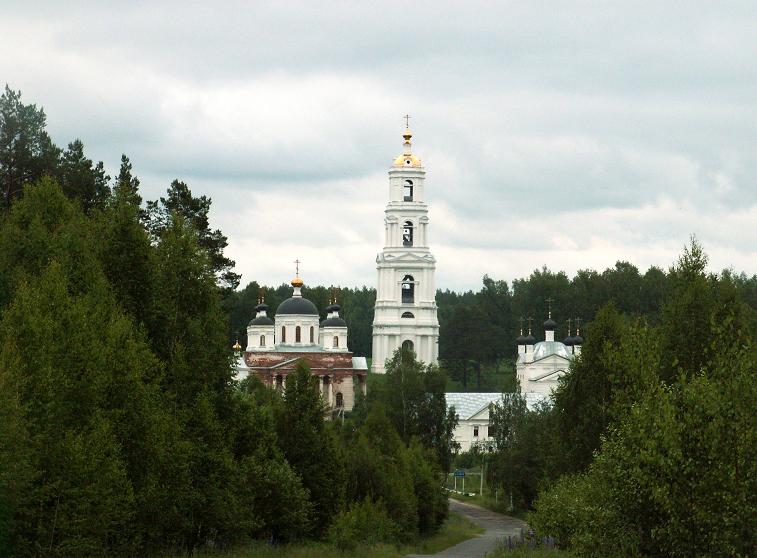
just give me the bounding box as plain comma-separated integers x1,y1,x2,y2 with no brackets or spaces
566,317,572,336
404,114,411,128
519,316,525,335
575,317,582,334
545,297,554,318
294,259,301,277
527,316,533,335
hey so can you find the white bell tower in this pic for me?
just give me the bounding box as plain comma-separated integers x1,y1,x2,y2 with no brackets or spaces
371,121,439,373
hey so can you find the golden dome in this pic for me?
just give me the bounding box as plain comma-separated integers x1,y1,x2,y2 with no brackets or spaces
291,276,304,288
393,153,422,167
232,339,242,351
393,127,422,167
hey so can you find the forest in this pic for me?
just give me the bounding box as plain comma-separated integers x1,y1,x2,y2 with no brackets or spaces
0,86,455,556
476,240,757,557
2,85,755,557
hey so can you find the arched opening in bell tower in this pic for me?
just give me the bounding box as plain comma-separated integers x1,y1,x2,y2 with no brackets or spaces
403,179,414,201
402,339,415,353
401,275,415,304
403,220,414,246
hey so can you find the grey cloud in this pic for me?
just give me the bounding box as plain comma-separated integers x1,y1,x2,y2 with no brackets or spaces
2,1,756,290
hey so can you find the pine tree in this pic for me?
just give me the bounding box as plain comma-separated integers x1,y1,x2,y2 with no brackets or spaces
58,139,110,212
275,362,345,534
147,180,240,290
0,85,60,213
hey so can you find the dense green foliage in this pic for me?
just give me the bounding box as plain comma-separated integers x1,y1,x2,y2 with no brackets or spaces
3,86,755,557
480,240,757,557
0,176,452,556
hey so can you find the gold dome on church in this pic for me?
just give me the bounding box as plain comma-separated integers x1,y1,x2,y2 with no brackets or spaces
291,276,304,288
393,127,422,168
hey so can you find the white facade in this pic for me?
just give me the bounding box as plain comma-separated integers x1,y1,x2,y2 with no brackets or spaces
516,319,582,397
371,128,440,373
246,303,275,351
447,392,548,452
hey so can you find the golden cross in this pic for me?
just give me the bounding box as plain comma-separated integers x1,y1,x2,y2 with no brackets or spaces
545,297,554,318
404,114,411,128
294,259,300,276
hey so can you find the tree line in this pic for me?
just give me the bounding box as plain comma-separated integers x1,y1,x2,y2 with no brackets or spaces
0,87,456,556
229,261,757,391
473,240,756,557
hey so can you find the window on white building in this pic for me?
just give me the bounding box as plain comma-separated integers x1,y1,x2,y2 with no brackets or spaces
295,326,301,343
403,220,414,246
402,275,414,303
473,425,479,438
404,179,413,201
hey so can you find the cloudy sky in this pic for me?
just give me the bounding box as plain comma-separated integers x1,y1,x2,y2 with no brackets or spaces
3,1,756,291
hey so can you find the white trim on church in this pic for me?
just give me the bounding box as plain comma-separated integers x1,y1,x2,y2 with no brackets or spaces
371,126,439,373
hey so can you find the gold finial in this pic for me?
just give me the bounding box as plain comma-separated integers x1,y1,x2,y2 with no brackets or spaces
232,338,242,351
291,259,303,287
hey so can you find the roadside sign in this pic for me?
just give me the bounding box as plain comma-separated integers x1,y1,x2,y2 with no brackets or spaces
453,470,465,477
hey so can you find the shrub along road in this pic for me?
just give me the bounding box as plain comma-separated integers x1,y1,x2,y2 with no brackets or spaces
407,499,527,557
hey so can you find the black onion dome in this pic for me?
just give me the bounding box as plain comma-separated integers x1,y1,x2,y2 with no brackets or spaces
249,315,274,326
573,334,584,345
321,316,347,328
563,335,575,346
524,334,536,345
276,297,319,315
254,302,269,312
325,303,341,313
516,334,528,345
543,318,557,331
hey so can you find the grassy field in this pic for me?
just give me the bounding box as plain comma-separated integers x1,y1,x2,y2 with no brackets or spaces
487,547,574,557
179,512,483,558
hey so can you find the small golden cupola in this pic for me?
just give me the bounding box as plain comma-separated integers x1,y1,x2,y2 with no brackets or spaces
393,119,422,168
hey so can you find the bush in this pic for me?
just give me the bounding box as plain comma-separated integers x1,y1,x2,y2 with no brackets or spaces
327,499,399,550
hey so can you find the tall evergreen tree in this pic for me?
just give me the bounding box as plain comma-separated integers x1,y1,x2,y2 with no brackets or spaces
147,180,240,290
58,139,110,212
275,362,345,534
0,85,60,213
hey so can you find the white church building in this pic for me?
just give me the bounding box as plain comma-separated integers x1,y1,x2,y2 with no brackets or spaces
371,126,440,373
516,315,583,397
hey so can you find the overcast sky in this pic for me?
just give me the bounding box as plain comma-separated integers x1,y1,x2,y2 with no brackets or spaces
3,1,756,291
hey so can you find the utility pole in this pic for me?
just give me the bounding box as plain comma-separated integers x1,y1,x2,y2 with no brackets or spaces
480,459,484,496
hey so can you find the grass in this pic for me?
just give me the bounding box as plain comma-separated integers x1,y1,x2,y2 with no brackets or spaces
181,511,483,558
446,472,530,520
487,547,574,557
